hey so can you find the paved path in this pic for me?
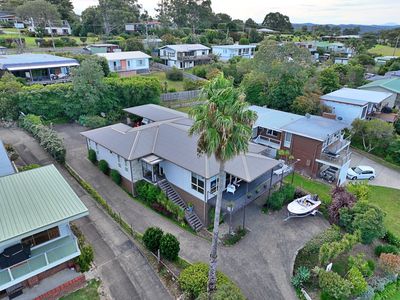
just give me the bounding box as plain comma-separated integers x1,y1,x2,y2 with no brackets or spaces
350,151,400,189
0,127,171,300
52,123,329,300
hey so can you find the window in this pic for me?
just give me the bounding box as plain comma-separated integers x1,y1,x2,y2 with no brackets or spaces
191,173,204,194
210,176,219,194
125,159,129,172
127,60,131,67
22,227,60,247
95,143,99,154
266,129,279,137
138,60,143,66
361,105,368,119
284,132,292,148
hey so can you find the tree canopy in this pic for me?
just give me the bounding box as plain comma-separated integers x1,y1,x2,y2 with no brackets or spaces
262,12,293,32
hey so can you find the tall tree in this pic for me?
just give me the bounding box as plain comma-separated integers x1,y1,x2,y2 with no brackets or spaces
16,0,60,28
47,0,74,22
318,67,341,94
244,18,258,29
262,12,293,32
81,6,103,35
189,75,256,294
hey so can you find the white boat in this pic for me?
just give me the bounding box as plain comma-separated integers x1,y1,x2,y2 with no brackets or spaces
285,195,321,221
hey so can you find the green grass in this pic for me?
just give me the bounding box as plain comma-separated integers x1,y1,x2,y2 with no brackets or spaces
143,71,185,92
389,292,400,300
287,173,400,236
368,45,399,56
60,279,100,300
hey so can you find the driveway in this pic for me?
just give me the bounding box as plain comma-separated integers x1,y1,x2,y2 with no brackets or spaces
0,127,171,300
350,151,400,189
52,123,329,300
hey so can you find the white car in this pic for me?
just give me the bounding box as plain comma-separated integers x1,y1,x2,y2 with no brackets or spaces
347,166,376,180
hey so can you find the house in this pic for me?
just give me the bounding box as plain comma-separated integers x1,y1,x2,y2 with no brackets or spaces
81,104,283,226
256,28,279,34
142,38,163,51
0,165,88,296
87,43,121,54
125,21,161,32
374,56,398,66
28,19,72,36
0,11,16,22
0,53,79,84
159,44,211,69
211,44,257,61
250,106,351,185
359,78,400,107
96,51,151,75
334,57,349,65
0,140,15,177
316,41,354,56
320,88,396,124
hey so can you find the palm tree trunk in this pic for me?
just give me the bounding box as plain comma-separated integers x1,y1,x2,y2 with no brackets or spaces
207,160,226,295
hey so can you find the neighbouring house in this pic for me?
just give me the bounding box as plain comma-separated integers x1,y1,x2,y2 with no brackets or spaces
125,21,161,32
87,43,121,54
27,19,72,36
159,44,211,69
374,56,398,66
320,88,396,124
366,70,400,82
0,165,88,297
0,11,16,23
256,28,279,34
81,104,284,227
334,57,349,65
142,38,163,51
96,51,151,76
0,140,15,177
0,53,79,84
316,41,354,56
211,44,257,61
250,106,351,185
359,77,400,107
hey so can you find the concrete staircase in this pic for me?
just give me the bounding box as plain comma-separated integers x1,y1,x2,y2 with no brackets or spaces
158,179,204,232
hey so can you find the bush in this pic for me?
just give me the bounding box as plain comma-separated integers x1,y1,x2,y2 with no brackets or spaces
166,67,183,81
192,66,207,78
135,180,160,204
347,267,368,296
266,184,295,210
348,254,374,277
18,164,41,172
19,114,66,164
98,160,109,175
88,149,97,163
384,231,400,248
179,262,234,298
379,253,400,274
375,244,399,256
159,233,180,261
78,115,108,129
291,266,310,289
183,79,204,91
142,227,164,252
110,169,122,185
75,244,94,272
329,186,357,224
319,232,360,266
196,283,245,300
316,268,352,300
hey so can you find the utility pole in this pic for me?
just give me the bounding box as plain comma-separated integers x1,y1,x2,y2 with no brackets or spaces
47,20,56,49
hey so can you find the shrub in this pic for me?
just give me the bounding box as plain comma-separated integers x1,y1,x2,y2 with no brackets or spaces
196,283,245,300
18,164,41,172
329,186,357,224
347,182,370,202
88,149,97,163
142,227,164,252
347,267,368,296
375,244,399,257
348,254,374,277
319,232,360,266
78,115,108,129
178,262,232,298
166,67,183,81
75,244,94,272
384,231,400,248
159,233,180,261
183,79,204,91
192,66,207,78
110,169,122,185
379,253,400,274
266,184,295,210
98,160,109,175
135,180,161,204
316,268,352,300
291,266,310,289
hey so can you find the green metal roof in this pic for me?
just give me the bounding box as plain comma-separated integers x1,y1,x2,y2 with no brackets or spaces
0,165,88,245
360,78,400,94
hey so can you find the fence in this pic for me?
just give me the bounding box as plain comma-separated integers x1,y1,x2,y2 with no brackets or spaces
150,62,206,82
161,89,202,102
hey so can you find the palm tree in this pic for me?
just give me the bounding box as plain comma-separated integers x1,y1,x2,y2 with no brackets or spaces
189,74,257,294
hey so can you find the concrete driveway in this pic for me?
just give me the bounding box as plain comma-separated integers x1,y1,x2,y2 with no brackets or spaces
52,123,329,300
350,151,400,189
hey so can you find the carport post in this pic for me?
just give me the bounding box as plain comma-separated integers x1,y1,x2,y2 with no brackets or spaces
242,205,246,229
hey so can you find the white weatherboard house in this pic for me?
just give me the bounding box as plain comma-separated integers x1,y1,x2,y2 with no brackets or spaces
320,88,396,124
97,51,151,76
211,44,256,61
159,44,211,69
0,165,88,296
81,104,284,227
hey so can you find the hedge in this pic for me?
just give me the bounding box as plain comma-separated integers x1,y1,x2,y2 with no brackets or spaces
98,160,109,174
159,233,180,261
19,114,66,164
110,169,122,185
79,115,109,129
143,227,164,252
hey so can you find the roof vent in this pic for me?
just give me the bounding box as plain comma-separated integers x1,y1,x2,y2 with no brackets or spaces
305,113,311,119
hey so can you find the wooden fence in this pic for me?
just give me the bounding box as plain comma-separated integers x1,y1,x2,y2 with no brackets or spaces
161,89,202,102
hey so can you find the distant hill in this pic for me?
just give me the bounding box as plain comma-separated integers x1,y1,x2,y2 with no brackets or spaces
292,23,400,34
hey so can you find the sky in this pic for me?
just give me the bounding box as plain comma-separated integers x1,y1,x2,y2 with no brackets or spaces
71,0,400,25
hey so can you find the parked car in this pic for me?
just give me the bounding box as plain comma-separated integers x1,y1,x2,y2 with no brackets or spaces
347,166,376,180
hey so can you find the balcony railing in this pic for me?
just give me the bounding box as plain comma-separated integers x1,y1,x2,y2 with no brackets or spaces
317,151,351,167
0,235,80,291
324,136,351,154
253,135,281,149
177,54,211,61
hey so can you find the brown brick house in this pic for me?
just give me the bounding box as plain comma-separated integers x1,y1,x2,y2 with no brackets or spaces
250,106,351,185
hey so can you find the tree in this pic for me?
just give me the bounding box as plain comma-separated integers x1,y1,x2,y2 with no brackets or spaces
351,119,394,152
262,12,293,32
124,37,145,51
189,75,257,294
329,187,357,224
291,91,322,115
244,18,258,29
239,37,249,45
47,0,75,23
70,57,108,119
81,6,104,35
0,72,23,120
347,64,365,88
318,68,341,94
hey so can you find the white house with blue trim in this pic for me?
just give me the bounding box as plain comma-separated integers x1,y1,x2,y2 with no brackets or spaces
97,51,151,75
212,44,256,61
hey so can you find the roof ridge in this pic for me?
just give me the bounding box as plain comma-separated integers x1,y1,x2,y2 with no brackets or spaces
128,130,141,160
241,155,251,182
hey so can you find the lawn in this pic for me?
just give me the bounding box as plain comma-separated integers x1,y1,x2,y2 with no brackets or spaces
60,279,100,300
143,71,185,92
368,44,399,56
287,173,400,236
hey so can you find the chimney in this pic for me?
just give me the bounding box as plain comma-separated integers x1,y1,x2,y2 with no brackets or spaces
322,112,337,120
